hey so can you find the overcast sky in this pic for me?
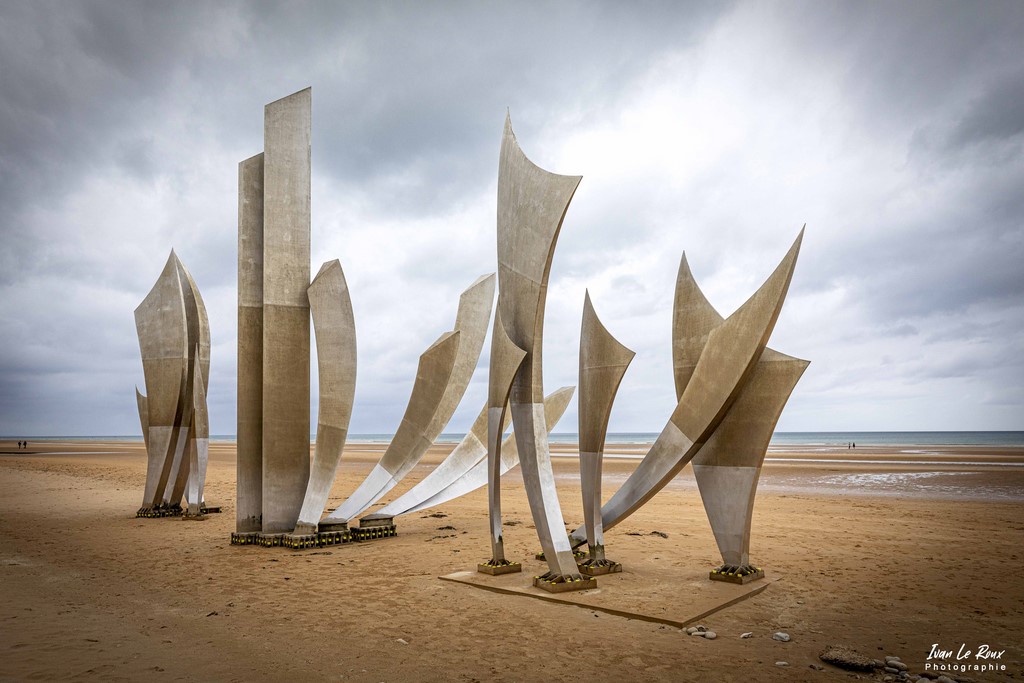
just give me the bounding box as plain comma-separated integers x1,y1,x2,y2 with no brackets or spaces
1,1,1022,436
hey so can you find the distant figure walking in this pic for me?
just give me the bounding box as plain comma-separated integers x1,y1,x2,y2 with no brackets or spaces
852,442,856,449
18,441,23,449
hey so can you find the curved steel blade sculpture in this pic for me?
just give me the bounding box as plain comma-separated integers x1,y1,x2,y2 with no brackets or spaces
293,260,358,535
135,251,188,514
383,387,574,519
134,250,212,517
322,273,494,527
568,230,804,547
165,256,211,509
480,309,526,572
491,113,589,590
367,400,511,520
577,292,634,576
673,252,808,580
186,354,209,517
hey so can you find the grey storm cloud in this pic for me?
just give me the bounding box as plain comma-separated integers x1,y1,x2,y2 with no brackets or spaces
1,0,1022,436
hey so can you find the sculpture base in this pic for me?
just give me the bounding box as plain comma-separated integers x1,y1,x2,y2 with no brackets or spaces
478,559,522,576
351,524,397,541
709,568,765,585
135,505,183,519
230,532,259,545
181,512,207,521
230,526,396,548
200,505,222,514
579,560,622,576
533,574,598,593
358,514,394,528
284,530,353,549
317,521,349,533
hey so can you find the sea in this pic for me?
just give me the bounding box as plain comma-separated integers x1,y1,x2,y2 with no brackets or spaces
8,431,1024,447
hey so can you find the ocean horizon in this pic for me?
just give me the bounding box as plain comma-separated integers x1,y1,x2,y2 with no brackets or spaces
7,431,1024,447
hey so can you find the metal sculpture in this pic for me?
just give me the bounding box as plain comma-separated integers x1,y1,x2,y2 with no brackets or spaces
577,292,634,576
489,114,591,592
236,151,264,534
321,273,494,530
567,230,804,553
367,387,574,523
672,253,809,583
292,260,358,536
134,250,213,518
261,88,313,534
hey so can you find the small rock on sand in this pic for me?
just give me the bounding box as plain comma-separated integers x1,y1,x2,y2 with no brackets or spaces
740,632,753,639
773,632,790,642
703,631,717,640
775,661,788,667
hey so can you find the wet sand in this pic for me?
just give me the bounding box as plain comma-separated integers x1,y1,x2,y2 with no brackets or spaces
1,439,1022,682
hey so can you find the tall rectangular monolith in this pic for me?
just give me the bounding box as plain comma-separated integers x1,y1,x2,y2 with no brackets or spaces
261,88,312,533
237,152,265,533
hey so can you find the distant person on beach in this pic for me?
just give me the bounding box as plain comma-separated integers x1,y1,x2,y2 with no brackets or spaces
852,442,856,448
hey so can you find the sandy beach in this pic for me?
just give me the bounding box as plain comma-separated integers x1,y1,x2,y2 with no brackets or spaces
1,439,1022,682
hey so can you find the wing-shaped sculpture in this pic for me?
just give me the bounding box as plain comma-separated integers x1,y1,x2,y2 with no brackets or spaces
578,292,634,575
320,331,462,527
366,400,511,520
322,273,494,527
186,354,210,517
568,230,804,547
417,386,574,516
673,251,808,578
492,113,588,589
134,251,188,514
293,260,358,535
165,255,211,509
481,308,526,571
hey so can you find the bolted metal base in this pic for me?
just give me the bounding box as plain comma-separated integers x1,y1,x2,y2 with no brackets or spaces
709,568,765,585
532,573,598,593
579,559,622,576
136,504,183,519
477,559,522,576
358,515,394,529
230,526,397,548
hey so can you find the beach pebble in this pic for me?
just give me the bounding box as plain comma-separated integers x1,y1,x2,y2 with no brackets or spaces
884,677,894,682
740,632,753,639
775,661,788,667
703,631,717,640
892,661,908,671
885,667,900,674
396,638,408,645
773,632,791,642
685,627,698,635
696,624,707,632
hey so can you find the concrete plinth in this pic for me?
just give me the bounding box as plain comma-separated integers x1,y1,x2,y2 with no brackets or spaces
440,568,779,628
709,568,765,585
477,560,522,576
533,575,598,593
